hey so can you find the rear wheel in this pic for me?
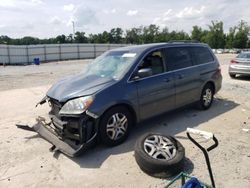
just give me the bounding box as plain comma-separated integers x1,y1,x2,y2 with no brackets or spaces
229,73,236,78
197,83,214,110
99,106,133,146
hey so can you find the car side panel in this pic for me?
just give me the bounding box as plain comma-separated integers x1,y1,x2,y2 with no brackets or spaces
87,81,139,120
135,72,175,120
198,62,222,95
174,65,201,107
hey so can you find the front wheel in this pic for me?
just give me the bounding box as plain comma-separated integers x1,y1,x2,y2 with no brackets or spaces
99,106,133,146
197,84,214,110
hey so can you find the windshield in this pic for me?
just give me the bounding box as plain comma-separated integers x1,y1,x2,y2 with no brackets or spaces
237,53,250,59
83,51,137,80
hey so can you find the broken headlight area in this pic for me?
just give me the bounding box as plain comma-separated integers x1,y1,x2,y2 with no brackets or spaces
48,97,97,143
58,96,94,115
17,97,99,157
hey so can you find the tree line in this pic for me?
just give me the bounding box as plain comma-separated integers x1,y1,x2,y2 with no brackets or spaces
0,20,249,49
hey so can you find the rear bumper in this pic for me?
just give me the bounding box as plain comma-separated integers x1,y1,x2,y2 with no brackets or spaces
229,65,250,75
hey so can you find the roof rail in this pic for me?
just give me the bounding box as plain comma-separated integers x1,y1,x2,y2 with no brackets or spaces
168,40,200,43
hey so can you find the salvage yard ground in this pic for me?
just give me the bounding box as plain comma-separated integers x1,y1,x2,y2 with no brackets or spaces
0,54,250,188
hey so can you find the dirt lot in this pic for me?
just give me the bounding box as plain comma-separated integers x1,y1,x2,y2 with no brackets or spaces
0,54,250,188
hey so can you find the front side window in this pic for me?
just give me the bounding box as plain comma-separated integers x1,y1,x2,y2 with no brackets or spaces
137,50,165,76
165,47,193,71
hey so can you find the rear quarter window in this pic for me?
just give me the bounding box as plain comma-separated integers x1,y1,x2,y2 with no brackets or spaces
191,47,214,65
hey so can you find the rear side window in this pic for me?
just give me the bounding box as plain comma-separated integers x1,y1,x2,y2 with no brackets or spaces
165,47,193,71
191,47,214,65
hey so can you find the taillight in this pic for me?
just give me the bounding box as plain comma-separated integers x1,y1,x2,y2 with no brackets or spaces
218,66,221,73
230,59,238,64
213,66,222,78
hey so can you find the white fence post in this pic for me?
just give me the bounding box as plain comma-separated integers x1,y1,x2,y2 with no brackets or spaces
94,44,96,58
77,44,80,59
59,44,62,60
44,45,47,62
26,45,29,64
7,45,10,64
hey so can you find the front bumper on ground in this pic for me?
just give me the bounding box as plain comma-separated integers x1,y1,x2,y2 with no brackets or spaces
16,116,97,157
229,65,250,75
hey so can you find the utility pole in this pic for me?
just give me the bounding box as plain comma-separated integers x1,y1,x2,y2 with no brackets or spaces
72,21,75,40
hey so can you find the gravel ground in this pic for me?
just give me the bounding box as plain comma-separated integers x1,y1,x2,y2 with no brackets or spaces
0,54,250,188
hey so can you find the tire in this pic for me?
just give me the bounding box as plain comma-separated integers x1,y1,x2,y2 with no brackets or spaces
99,106,133,146
197,83,214,110
229,73,236,78
134,133,185,178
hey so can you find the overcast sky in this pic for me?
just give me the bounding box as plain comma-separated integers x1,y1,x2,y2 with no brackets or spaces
0,0,249,38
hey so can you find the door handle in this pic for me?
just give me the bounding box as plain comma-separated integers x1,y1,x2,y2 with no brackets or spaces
178,74,184,79
163,78,171,82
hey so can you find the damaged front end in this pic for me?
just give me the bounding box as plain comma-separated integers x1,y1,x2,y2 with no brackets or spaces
17,97,99,157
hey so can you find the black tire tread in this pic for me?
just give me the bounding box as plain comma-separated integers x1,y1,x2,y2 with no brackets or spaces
134,133,185,178
196,83,214,110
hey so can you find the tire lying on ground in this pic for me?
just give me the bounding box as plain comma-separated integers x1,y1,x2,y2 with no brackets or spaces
134,133,185,178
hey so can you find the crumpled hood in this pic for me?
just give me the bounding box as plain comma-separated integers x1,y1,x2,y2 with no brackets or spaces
47,74,115,102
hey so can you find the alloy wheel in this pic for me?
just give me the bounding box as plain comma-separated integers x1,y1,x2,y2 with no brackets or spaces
106,113,128,140
203,88,212,107
144,135,177,160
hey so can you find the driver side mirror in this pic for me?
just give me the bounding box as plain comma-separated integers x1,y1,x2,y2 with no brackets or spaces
133,68,153,80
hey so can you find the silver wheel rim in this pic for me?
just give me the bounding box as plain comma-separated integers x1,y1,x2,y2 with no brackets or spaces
144,135,177,160
106,113,128,140
203,88,212,106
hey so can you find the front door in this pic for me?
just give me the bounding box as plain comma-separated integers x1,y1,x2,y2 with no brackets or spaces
131,49,175,120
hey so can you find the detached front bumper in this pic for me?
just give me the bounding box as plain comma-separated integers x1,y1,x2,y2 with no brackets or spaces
17,97,99,157
17,114,98,157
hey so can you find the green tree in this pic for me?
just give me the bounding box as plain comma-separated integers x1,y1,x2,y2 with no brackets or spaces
205,21,225,48
125,27,143,44
74,32,88,43
66,34,74,43
18,36,40,45
171,30,190,40
101,31,110,43
225,27,236,48
1,21,249,46
155,27,170,42
0,35,11,44
55,35,67,43
142,24,159,43
109,28,123,43
191,26,205,42
233,20,250,48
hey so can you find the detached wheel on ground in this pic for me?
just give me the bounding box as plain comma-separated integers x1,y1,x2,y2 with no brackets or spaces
99,106,133,146
197,83,214,110
134,133,185,178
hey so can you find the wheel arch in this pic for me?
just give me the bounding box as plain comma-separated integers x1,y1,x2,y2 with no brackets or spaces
201,80,215,94
204,81,215,93
100,102,138,126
